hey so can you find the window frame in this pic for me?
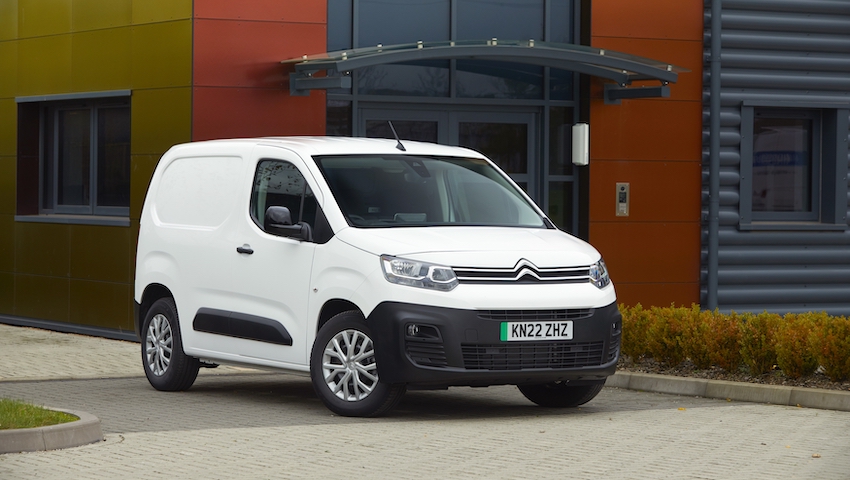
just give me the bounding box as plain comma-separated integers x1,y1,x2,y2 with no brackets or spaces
739,101,849,231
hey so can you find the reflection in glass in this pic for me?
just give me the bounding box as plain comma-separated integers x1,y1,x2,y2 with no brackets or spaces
358,62,450,97
97,107,130,208
457,0,543,41
327,100,352,136
549,107,574,176
456,60,542,99
752,116,812,213
549,67,574,101
58,109,91,206
366,120,438,144
358,0,449,47
548,181,574,233
459,122,528,174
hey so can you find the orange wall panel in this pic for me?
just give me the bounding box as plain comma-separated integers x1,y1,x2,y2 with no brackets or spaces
194,19,325,88
194,0,326,23
592,0,703,41
589,160,701,223
192,87,325,141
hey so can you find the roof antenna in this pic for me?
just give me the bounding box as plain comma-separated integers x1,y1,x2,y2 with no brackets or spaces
388,121,406,151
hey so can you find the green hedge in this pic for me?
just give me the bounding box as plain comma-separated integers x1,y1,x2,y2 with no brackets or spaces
620,304,850,382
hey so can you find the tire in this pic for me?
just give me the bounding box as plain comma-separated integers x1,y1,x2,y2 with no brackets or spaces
517,382,604,408
141,297,200,391
310,311,406,417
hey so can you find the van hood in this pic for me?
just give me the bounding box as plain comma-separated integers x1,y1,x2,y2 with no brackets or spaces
335,226,601,268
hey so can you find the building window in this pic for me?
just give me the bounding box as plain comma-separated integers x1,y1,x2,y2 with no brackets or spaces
42,99,130,216
16,92,131,222
740,103,849,230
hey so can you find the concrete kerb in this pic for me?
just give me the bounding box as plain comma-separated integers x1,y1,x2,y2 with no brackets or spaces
607,371,850,412
0,409,103,454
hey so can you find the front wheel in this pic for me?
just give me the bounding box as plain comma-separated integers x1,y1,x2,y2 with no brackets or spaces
518,382,604,408
310,311,405,417
141,297,200,391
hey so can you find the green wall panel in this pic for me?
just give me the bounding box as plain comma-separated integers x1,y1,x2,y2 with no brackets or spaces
72,0,131,32
0,156,13,214
0,1,18,41
0,213,12,272
0,271,13,315
69,225,130,283
14,274,69,322
130,88,191,155
130,154,158,220
0,99,14,156
17,35,72,95
14,222,70,276
70,279,132,330
131,21,191,89
17,0,71,39
72,27,131,92
0,40,16,97
132,0,191,25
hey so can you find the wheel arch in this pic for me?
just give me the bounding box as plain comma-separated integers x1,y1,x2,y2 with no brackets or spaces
136,283,174,339
317,299,362,334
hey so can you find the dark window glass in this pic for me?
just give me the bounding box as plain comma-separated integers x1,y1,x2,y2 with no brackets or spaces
548,181,574,233
358,0,449,47
549,67,574,101
97,107,130,207
366,120,438,144
456,60,542,99
549,0,574,43
548,106,574,176
357,62,450,97
457,0,544,41
251,160,317,231
327,0,352,51
458,122,528,174
752,115,813,213
57,109,91,207
327,100,352,136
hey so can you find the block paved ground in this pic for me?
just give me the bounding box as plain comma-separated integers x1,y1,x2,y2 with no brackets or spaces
1,324,849,479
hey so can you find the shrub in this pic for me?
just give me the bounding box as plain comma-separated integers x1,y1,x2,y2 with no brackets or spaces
809,315,850,382
620,304,651,360
644,305,687,367
774,313,819,379
703,309,743,373
738,311,781,375
680,305,712,369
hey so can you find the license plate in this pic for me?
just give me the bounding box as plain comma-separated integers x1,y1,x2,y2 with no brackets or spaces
500,321,573,341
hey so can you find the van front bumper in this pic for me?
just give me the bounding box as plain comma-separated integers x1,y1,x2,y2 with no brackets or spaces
365,301,621,388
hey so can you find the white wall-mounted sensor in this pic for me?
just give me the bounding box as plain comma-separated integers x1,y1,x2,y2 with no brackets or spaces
572,123,589,166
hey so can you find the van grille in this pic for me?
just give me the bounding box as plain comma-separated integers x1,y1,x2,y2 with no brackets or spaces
477,309,592,321
461,341,604,370
406,339,448,368
453,260,589,285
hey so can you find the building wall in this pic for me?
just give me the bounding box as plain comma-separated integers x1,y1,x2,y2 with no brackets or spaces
588,0,704,307
0,0,194,334
702,0,850,315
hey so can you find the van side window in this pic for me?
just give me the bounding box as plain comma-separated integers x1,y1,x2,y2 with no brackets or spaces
251,160,318,232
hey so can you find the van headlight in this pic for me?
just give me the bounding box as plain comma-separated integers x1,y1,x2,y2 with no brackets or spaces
589,259,610,289
381,255,459,292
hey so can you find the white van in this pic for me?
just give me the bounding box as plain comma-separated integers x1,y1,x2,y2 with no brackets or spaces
134,137,621,417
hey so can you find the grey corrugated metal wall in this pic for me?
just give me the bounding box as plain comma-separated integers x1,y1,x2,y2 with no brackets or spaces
702,0,850,314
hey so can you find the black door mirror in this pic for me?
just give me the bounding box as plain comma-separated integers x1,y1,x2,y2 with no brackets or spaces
265,206,311,241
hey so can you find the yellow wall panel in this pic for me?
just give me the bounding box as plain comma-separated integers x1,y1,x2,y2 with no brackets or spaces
69,224,130,283
17,0,71,38
130,154,158,220
17,35,72,95
72,28,131,91
0,40,17,97
0,213,12,272
0,99,15,156
72,0,131,32
70,280,132,330
14,222,70,276
0,271,12,315
0,156,14,214
130,87,191,155
131,21,191,89
14,274,69,322
132,0,191,25
0,0,18,41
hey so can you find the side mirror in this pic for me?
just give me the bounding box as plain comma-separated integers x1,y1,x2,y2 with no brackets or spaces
265,206,310,241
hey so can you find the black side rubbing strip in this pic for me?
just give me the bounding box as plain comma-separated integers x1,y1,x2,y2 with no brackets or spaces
193,308,293,346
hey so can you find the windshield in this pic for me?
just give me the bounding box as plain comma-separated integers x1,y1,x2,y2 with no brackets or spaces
315,155,547,228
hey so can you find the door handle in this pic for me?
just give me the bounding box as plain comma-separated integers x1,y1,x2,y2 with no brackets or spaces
236,244,254,255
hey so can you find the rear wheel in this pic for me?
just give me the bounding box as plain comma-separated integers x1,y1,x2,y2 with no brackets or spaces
142,298,200,391
310,311,405,417
518,382,604,408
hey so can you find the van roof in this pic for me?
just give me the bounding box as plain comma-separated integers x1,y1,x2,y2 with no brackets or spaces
167,136,488,159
